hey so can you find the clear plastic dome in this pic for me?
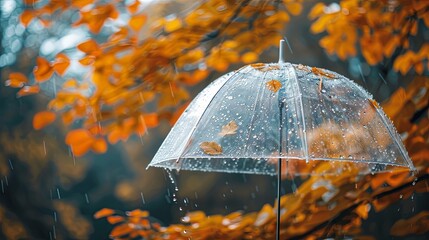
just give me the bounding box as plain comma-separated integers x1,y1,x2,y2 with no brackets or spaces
149,62,415,176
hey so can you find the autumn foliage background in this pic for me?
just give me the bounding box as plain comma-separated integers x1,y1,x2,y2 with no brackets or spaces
0,0,428,239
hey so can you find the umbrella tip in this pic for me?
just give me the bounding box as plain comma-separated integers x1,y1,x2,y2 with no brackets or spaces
279,39,286,63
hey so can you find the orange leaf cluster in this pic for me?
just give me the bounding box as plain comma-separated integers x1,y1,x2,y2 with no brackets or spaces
310,0,429,74
93,208,161,240
13,0,301,156
65,128,107,157
33,54,70,82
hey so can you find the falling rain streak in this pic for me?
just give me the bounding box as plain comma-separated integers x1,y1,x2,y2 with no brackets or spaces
85,193,89,204
283,37,293,54
377,72,388,85
358,64,368,89
140,192,145,204
43,140,47,156
8,159,13,170
52,225,56,239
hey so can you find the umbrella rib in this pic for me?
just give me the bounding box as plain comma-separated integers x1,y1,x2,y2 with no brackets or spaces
243,71,269,155
176,67,252,165
372,107,416,170
289,63,310,161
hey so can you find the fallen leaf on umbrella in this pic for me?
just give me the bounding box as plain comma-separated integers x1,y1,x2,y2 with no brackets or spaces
311,67,335,79
200,141,222,155
219,120,238,136
266,80,282,93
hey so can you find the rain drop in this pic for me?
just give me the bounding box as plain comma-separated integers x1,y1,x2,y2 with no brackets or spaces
85,193,90,204
141,192,146,204
8,159,13,170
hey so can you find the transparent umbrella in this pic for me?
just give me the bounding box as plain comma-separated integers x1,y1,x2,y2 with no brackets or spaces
148,40,415,239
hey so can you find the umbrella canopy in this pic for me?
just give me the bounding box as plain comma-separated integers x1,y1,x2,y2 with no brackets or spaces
149,60,415,176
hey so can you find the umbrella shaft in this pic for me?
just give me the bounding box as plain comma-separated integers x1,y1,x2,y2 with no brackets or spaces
276,101,285,240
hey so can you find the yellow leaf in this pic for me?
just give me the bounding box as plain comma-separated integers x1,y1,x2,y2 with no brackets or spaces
129,14,147,31
308,2,326,19
242,52,258,63
200,142,222,155
164,17,182,33
355,204,370,220
284,1,303,16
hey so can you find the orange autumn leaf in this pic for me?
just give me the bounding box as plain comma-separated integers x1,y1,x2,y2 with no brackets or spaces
200,141,222,155
94,208,115,219
33,57,54,82
284,1,303,16
355,204,370,220
129,14,147,31
126,209,149,217
71,0,94,8
53,53,70,76
242,52,258,63
107,216,125,224
17,85,40,97
79,55,96,65
77,39,101,55
92,138,107,154
127,1,140,14
75,4,119,33
142,113,159,128
266,80,282,93
65,129,95,157
384,170,411,187
6,73,28,88
20,10,35,27
33,111,56,130
164,17,182,33
311,67,335,79
219,120,238,136
110,224,133,238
